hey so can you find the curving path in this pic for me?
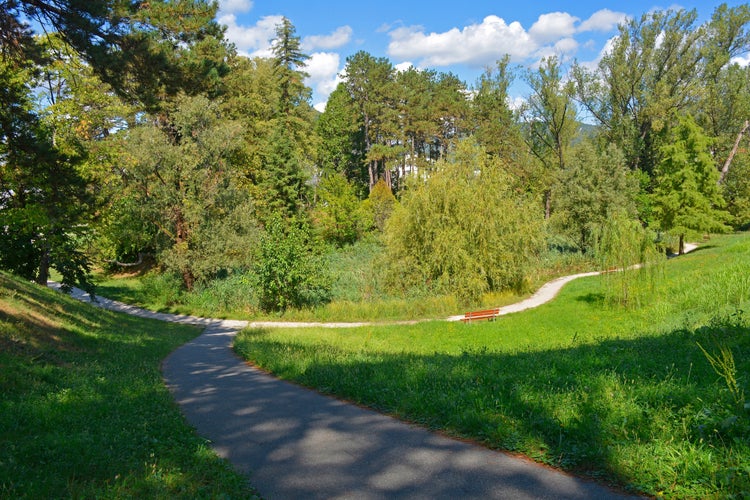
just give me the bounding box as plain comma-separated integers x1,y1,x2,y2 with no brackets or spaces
49,261,658,499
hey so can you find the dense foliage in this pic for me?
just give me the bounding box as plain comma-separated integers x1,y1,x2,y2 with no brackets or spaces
1,4,749,307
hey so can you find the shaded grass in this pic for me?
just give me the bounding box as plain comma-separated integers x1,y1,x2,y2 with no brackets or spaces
0,272,257,499
234,233,750,499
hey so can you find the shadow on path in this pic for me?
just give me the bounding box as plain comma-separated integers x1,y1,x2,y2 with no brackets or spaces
162,320,639,499
50,270,650,499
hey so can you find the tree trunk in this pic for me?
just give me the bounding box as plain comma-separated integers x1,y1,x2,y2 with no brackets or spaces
175,212,195,291
718,119,749,185
36,243,50,286
544,189,552,220
679,234,685,255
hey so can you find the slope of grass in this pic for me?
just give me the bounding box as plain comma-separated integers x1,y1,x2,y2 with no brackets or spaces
0,272,257,498
234,233,750,499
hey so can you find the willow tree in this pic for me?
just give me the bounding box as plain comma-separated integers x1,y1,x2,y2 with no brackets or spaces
384,140,545,302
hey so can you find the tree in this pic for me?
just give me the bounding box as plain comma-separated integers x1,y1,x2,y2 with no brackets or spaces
313,173,362,246
552,142,639,252
651,115,731,254
0,55,93,290
255,17,314,222
315,82,367,192
2,0,229,111
470,57,524,159
571,8,705,175
271,17,310,117
384,140,545,302
121,94,252,290
253,216,330,312
343,51,399,191
523,56,578,219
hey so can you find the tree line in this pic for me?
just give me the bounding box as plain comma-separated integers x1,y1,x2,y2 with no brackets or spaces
1,1,749,308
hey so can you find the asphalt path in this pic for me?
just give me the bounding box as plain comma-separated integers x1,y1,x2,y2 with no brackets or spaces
50,264,653,499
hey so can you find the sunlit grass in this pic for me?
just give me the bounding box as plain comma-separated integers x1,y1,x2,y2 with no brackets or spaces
0,273,257,498
235,233,750,498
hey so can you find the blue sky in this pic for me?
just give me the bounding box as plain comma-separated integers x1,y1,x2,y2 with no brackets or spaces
217,1,750,111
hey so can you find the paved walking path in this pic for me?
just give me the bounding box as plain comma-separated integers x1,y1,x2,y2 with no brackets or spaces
50,265,651,499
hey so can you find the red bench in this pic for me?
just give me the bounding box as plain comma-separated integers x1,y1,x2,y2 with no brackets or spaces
461,308,500,322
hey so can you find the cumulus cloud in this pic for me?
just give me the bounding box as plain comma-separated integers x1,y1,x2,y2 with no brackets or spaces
303,26,353,51
578,9,628,32
218,13,282,57
732,54,750,67
306,52,343,110
386,10,627,69
529,12,579,44
218,0,253,14
387,15,534,66
394,61,415,72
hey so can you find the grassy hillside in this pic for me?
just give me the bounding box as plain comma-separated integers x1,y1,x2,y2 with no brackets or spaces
235,233,750,499
0,273,257,498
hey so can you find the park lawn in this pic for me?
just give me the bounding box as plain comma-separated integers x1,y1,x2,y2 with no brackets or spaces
0,272,257,498
235,233,750,499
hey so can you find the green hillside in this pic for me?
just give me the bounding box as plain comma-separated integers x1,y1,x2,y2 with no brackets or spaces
0,273,256,498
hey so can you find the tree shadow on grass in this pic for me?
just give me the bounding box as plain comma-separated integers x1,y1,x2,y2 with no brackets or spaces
238,318,750,497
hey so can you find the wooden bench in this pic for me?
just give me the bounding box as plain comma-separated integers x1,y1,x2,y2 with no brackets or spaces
461,308,500,322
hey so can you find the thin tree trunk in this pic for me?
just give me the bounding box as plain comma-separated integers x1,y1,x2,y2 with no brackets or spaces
36,243,50,286
718,119,749,185
679,234,685,255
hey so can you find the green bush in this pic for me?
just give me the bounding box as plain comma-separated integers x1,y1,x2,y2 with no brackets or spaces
253,217,331,311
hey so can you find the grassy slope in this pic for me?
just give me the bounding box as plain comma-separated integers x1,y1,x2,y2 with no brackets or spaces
0,273,257,498
235,233,750,499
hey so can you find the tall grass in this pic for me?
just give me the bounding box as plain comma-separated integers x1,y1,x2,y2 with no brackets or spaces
0,272,257,498
94,236,597,321
234,233,750,498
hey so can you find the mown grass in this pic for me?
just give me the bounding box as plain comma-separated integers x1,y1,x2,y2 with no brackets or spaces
234,233,750,499
0,272,257,498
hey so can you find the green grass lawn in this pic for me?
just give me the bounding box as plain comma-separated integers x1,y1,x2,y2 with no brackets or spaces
234,233,750,499
0,272,257,498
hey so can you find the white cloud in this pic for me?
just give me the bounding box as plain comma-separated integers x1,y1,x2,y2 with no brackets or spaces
386,10,626,69
303,26,353,51
306,52,343,108
394,61,414,72
218,0,253,14
529,12,578,44
578,9,628,32
387,15,535,66
219,13,282,57
732,54,750,67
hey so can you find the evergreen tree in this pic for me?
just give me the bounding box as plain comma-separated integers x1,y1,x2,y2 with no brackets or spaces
0,56,93,290
256,17,314,222
652,115,731,253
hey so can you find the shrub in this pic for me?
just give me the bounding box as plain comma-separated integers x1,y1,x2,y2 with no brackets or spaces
253,217,331,312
